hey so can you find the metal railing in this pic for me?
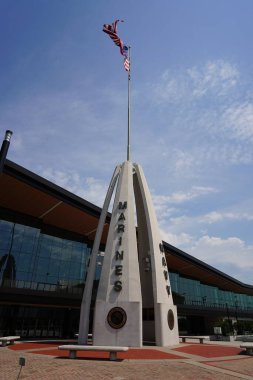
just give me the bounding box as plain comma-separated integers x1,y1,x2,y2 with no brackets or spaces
180,298,253,312
0,279,84,295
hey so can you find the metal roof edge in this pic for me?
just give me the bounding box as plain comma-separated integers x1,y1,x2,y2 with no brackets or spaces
4,159,111,222
163,240,253,291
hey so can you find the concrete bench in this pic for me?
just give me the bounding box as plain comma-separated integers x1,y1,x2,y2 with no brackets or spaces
180,335,209,344
0,336,20,347
58,345,129,361
240,343,253,355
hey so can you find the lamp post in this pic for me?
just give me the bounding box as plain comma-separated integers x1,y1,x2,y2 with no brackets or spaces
226,302,230,321
234,296,238,324
0,130,13,173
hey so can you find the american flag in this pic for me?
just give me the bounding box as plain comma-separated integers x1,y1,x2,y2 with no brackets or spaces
103,20,124,55
124,58,130,72
103,20,130,72
122,45,128,58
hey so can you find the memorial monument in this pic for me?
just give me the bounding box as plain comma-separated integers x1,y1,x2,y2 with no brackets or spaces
78,20,179,347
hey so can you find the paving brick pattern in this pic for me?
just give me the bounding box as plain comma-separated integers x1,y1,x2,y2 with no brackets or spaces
173,344,244,358
204,358,253,377
1,343,253,380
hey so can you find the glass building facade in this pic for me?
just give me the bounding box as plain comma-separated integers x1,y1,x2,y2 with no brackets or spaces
0,217,253,337
170,272,253,311
0,217,105,337
1,217,253,309
0,219,91,293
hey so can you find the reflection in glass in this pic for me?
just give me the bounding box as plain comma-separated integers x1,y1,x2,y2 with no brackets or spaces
0,223,16,287
0,219,92,291
1,218,252,311
170,271,253,311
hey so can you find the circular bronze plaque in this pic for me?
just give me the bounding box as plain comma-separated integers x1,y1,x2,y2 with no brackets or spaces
167,309,174,330
107,307,127,329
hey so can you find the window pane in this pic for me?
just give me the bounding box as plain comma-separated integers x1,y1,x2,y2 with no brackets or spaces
48,259,60,277
17,253,33,272
59,260,70,279
36,258,50,276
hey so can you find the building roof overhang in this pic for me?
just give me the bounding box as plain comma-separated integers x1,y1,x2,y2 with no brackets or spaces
1,159,110,244
164,242,253,295
1,159,253,296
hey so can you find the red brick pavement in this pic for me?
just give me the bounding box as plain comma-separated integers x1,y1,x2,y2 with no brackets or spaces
9,343,58,351
30,347,184,360
1,342,252,380
173,344,244,358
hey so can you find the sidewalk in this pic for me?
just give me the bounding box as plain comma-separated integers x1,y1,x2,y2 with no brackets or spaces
0,340,252,380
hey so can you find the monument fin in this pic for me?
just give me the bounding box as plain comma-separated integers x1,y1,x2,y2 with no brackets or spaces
133,163,179,346
78,165,121,344
93,161,142,346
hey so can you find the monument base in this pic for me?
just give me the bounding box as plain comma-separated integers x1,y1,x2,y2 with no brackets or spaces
93,300,142,347
155,303,179,346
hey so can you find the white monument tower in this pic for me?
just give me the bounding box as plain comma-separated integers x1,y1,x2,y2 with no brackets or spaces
78,21,179,347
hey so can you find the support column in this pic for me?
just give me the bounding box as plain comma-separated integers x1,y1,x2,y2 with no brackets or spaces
78,165,121,344
133,164,179,346
93,161,142,347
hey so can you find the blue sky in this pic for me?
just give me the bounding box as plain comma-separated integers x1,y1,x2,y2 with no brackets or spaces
1,0,253,284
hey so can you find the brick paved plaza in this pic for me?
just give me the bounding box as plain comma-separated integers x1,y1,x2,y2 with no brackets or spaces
0,340,252,380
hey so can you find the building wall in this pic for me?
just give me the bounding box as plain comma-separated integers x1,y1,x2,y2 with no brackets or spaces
0,214,253,338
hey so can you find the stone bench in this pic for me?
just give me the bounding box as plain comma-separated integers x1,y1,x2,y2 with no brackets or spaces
0,336,20,347
240,343,253,355
58,345,129,361
180,335,209,344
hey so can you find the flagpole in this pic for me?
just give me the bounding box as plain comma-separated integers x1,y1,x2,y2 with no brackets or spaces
127,46,131,161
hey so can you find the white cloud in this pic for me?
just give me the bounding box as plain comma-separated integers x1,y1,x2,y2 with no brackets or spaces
153,186,218,208
82,177,108,207
144,59,253,175
2,86,130,180
194,143,253,166
200,211,253,224
41,168,107,207
222,102,253,141
154,74,188,103
160,209,253,243
188,235,253,283
160,228,193,248
153,60,239,104
173,149,194,172
187,60,239,98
